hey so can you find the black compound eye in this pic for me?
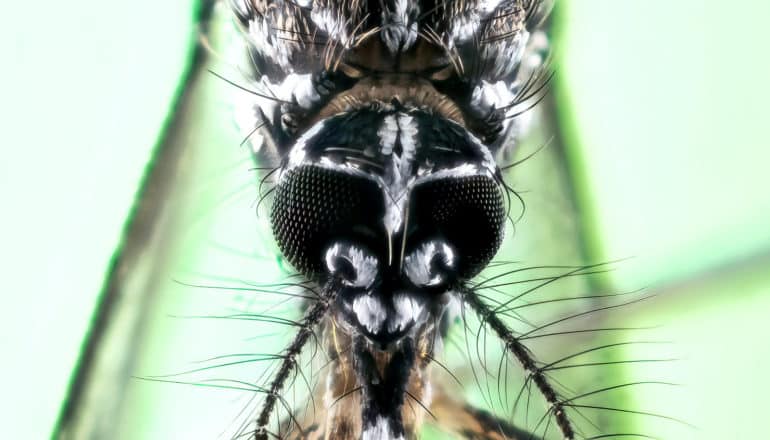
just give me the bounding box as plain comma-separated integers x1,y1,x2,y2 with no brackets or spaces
410,175,506,279
270,165,384,276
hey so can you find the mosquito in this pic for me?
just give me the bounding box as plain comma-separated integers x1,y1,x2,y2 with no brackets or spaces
178,1,673,439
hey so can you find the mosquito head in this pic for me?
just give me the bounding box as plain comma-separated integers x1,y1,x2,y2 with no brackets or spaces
270,101,506,347
226,1,558,437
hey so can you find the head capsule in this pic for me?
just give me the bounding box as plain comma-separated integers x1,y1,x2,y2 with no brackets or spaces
270,90,506,346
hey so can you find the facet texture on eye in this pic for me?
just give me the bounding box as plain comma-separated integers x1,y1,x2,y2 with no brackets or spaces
270,164,383,276
410,175,506,279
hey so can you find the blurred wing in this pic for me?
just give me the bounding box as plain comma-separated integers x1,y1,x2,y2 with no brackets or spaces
56,3,309,439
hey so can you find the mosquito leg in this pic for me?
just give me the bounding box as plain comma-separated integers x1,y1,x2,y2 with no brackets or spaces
463,287,575,440
254,280,339,440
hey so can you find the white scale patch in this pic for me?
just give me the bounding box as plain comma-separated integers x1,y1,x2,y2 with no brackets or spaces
470,80,517,118
480,0,505,13
390,293,423,334
378,113,419,235
446,0,503,46
352,295,388,334
246,18,293,71
444,5,530,80
404,240,456,287
285,119,327,171
484,29,530,79
381,0,419,54
325,243,379,289
377,114,399,155
448,12,482,44
469,79,519,142
350,291,423,336
503,30,551,142
311,8,353,47
415,162,489,184
362,416,404,440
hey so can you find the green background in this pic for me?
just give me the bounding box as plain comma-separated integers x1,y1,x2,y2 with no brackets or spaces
0,1,195,439
1,0,768,438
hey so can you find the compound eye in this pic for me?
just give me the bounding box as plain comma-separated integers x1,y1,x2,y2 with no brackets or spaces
410,175,505,279
270,165,384,277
